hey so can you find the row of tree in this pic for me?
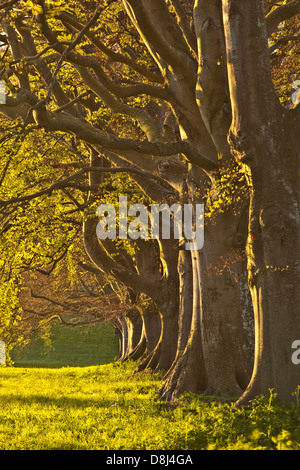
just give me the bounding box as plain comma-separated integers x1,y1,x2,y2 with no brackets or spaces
0,0,299,405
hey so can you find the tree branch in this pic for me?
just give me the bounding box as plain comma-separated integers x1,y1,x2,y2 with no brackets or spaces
56,11,164,84
82,149,164,300
35,246,70,276
74,64,162,142
0,169,85,207
0,0,18,22
123,0,196,75
2,22,30,90
100,152,177,203
44,4,101,103
194,0,232,160
0,160,178,208
30,289,74,311
168,0,198,58
83,214,163,299
28,104,217,171
87,60,168,101
13,17,82,117
23,307,105,326
222,0,279,142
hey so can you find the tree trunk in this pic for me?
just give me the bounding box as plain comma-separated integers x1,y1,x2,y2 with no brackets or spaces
160,169,254,400
126,303,161,362
117,308,143,362
222,0,300,404
136,302,178,372
116,316,128,362
135,235,180,372
160,249,206,400
192,0,254,397
113,319,123,361
232,112,300,405
200,210,254,396
139,302,161,359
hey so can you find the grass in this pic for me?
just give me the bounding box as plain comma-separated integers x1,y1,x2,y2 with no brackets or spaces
2,322,300,450
0,361,299,450
11,321,119,368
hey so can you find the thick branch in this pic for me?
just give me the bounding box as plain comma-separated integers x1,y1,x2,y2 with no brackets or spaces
85,60,168,101
168,0,198,57
0,94,35,121
56,11,163,84
102,152,177,203
83,215,163,300
74,64,161,142
266,0,300,36
194,0,232,160
29,105,217,171
0,164,177,208
82,150,163,300
3,22,30,90
119,0,218,164
222,0,279,140
15,17,81,118
123,0,196,76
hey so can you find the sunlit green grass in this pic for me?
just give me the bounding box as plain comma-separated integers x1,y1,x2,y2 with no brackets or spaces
0,362,299,450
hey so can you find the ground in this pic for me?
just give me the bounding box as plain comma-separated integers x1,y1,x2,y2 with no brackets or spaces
0,362,299,450
0,323,299,450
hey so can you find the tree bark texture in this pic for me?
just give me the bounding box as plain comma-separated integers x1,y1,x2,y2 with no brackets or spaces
223,0,300,403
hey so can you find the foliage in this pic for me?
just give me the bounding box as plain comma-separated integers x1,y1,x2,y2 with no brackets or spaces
269,16,300,106
0,0,163,345
0,0,297,330
0,127,86,343
0,361,299,450
205,160,248,221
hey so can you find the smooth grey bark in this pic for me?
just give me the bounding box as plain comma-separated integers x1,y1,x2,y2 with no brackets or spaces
117,308,143,362
223,0,300,404
200,211,254,395
160,249,206,400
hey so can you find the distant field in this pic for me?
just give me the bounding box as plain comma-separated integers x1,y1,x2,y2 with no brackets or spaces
11,321,119,368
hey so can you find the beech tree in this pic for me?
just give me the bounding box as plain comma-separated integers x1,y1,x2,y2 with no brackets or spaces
0,0,299,405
